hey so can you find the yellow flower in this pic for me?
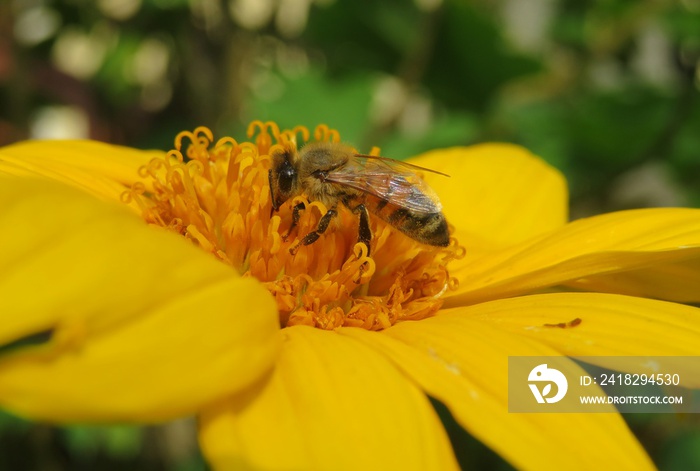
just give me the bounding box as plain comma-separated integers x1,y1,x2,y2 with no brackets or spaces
1,121,700,470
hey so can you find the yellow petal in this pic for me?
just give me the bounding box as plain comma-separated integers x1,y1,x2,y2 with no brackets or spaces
0,177,280,422
408,144,568,254
199,326,459,471
457,292,700,387
341,317,654,471
0,140,163,211
446,208,700,307
567,258,700,303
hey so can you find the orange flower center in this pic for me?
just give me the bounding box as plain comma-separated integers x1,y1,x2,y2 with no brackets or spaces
123,121,463,330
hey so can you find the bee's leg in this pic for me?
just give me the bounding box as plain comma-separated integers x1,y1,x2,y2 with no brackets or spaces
289,208,338,255
350,204,372,283
282,202,306,241
352,204,372,257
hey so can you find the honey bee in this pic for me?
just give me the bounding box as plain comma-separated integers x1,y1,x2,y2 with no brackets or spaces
268,141,450,255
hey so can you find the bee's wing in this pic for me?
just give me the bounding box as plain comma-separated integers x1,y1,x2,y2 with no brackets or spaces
353,154,451,177
325,155,444,213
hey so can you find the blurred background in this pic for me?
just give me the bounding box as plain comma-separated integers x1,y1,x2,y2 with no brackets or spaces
1,0,699,469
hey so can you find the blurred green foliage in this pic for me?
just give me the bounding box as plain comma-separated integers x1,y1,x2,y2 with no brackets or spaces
2,0,700,469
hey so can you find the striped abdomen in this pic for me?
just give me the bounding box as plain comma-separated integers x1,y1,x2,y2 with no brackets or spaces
368,195,449,247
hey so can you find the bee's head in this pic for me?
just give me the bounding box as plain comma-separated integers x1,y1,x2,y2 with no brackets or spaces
269,143,298,211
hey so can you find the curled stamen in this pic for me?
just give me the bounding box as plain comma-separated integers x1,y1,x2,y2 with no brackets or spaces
139,157,170,181
441,238,467,263
246,120,264,138
174,130,197,151
215,137,239,149
120,191,132,205
248,121,281,154
174,128,214,158
291,126,310,143
356,256,376,284
448,277,460,291
120,181,145,204
166,164,195,196
192,126,215,143
450,238,467,256
167,149,185,163
247,120,280,139
353,242,369,260
239,142,259,157
313,124,340,143
186,159,205,176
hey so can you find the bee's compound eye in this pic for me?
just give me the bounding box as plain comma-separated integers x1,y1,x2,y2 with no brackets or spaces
278,161,295,194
